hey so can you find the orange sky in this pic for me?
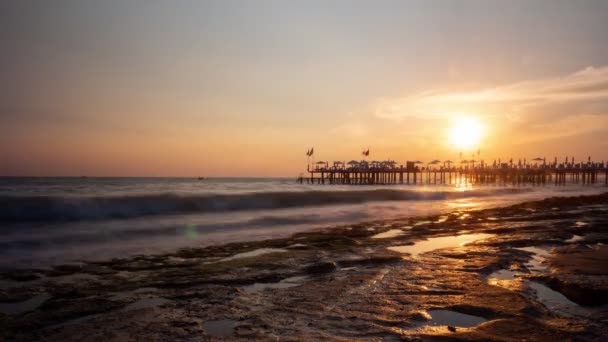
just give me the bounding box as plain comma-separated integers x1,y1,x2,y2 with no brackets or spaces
1,1,608,176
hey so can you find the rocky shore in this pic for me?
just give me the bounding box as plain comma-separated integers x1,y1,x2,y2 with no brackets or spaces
2,193,608,341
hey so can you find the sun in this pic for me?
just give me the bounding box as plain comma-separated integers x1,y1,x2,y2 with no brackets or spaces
448,116,484,150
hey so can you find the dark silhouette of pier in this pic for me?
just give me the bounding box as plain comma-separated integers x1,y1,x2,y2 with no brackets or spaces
299,158,608,186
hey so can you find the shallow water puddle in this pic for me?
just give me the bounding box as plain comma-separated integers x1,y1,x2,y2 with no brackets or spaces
565,235,585,243
528,282,592,317
486,268,522,289
488,269,516,281
422,310,487,328
242,275,309,293
435,216,448,223
371,229,405,239
515,246,551,273
220,248,287,261
510,246,596,317
388,233,494,257
202,319,238,337
47,296,172,329
0,293,52,315
413,221,433,226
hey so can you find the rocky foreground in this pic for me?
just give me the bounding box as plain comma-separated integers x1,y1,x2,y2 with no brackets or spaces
1,193,608,341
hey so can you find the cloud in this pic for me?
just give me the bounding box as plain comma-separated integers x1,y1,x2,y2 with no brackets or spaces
375,66,608,121
331,122,368,137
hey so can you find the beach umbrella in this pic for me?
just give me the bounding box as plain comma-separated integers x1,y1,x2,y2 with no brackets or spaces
428,160,441,168
383,160,397,168
461,160,469,163
532,157,544,161
347,160,359,165
413,160,423,164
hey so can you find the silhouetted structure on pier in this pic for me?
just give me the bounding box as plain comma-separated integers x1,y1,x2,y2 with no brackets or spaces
298,158,608,186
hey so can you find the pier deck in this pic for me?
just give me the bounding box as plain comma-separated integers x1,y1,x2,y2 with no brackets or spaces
300,162,608,186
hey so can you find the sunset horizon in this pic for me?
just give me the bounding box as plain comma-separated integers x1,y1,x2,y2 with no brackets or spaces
2,1,608,177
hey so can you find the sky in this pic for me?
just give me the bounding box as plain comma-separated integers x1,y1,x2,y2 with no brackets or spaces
1,0,608,177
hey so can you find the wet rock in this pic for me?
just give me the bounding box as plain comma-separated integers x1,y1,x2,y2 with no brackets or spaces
337,254,403,268
305,261,337,275
410,310,432,321
447,325,457,332
540,276,608,306
1,271,41,282
46,264,84,277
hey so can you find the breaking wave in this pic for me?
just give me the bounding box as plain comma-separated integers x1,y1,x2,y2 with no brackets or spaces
0,188,527,223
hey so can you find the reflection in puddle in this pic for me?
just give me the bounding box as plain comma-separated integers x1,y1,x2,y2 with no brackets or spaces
575,221,588,227
0,293,52,315
371,229,405,239
488,269,515,281
528,282,592,317
413,221,433,226
220,248,287,262
516,246,551,273
203,319,238,337
486,268,521,289
388,234,494,258
565,235,584,243
507,246,598,318
242,276,309,293
422,310,487,328
436,216,448,223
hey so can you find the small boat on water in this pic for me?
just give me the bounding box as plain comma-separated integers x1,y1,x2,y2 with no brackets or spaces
198,176,205,181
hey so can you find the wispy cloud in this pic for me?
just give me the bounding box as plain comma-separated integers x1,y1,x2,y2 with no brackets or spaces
375,66,608,121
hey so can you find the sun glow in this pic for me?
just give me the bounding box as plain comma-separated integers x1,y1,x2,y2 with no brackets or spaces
448,116,484,150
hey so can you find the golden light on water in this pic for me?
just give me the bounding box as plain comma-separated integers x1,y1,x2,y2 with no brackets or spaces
448,116,484,150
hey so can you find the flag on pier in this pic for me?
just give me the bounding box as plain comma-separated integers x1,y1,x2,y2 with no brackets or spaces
306,148,314,156
362,148,370,157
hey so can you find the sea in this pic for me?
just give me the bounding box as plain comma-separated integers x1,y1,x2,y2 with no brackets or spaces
0,177,605,269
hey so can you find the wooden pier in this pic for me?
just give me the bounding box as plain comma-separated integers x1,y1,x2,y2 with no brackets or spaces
299,160,608,186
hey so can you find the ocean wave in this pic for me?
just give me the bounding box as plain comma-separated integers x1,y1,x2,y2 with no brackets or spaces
0,188,528,223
